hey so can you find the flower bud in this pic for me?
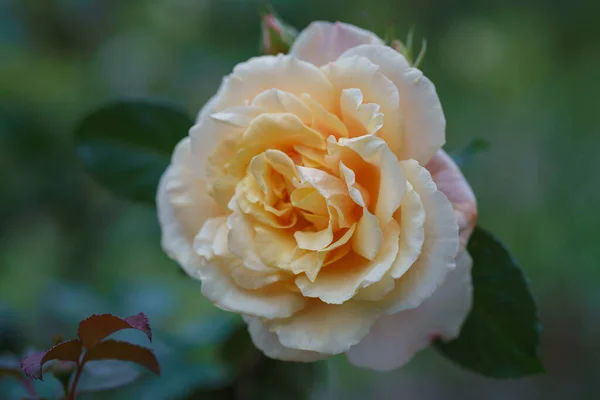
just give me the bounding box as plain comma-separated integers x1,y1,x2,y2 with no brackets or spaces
260,8,298,55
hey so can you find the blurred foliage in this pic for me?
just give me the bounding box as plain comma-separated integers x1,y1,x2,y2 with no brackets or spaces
1,0,600,398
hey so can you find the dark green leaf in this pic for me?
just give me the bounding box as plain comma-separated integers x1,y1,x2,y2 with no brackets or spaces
74,100,193,204
435,226,544,378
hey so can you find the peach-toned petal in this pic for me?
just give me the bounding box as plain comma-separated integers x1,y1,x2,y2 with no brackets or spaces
295,220,399,304
213,55,334,111
227,114,325,179
322,56,402,156
254,225,297,270
157,138,224,278
339,135,406,224
346,251,473,371
290,21,383,67
351,210,382,260
291,223,356,282
300,93,349,137
245,316,328,362
270,301,382,354
391,182,425,278
252,89,312,124
383,160,459,313
294,226,334,251
227,211,281,273
210,106,266,128
340,44,445,164
340,88,384,136
193,218,306,319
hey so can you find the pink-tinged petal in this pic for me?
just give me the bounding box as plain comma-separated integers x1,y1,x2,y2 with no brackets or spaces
426,150,478,252
245,316,328,362
157,138,224,278
383,160,459,313
340,44,445,164
290,21,383,67
270,301,382,354
346,251,473,371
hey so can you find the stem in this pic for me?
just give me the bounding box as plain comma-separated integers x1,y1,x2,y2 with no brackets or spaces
67,362,84,400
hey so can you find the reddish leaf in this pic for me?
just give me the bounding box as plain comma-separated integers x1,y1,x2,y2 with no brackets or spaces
20,340,82,380
77,313,152,349
83,340,160,375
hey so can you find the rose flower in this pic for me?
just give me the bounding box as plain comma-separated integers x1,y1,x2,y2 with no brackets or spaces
157,21,477,370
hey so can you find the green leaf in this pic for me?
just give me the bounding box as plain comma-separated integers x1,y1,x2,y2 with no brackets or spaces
74,100,193,204
435,226,544,378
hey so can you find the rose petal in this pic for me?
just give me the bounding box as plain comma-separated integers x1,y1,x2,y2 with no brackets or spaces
382,160,459,313
340,88,384,136
252,89,313,124
346,251,473,371
270,301,382,354
322,56,402,158
190,55,334,178
157,138,223,278
339,135,406,225
295,220,399,304
390,182,425,278
340,44,445,164
290,21,383,67
245,316,328,362
194,218,306,319
426,150,478,252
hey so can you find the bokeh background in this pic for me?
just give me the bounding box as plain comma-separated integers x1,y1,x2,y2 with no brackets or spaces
1,0,599,399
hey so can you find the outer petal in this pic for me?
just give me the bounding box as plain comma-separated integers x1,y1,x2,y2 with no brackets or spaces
383,160,459,313
426,150,478,252
245,316,328,362
289,21,383,67
270,301,382,354
340,44,445,164
157,137,223,278
346,251,473,371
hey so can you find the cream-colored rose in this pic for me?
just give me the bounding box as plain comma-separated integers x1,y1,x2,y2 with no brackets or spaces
158,21,477,370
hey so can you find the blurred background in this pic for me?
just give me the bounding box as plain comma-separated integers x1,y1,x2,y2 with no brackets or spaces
1,0,599,398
